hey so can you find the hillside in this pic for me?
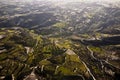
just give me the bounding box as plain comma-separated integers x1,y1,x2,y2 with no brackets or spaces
0,0,120,80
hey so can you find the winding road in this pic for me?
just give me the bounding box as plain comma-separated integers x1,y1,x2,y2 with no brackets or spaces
82,61,96,80
86,45,120,78
87,46,120,70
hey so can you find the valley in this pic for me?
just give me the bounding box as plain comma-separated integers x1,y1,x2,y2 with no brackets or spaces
0,0,120,80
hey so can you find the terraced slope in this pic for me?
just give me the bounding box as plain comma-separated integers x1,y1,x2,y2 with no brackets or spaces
0,28,90,80
0,28,120,80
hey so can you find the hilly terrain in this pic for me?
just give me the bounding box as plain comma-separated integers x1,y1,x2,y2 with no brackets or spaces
0,0,120,80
